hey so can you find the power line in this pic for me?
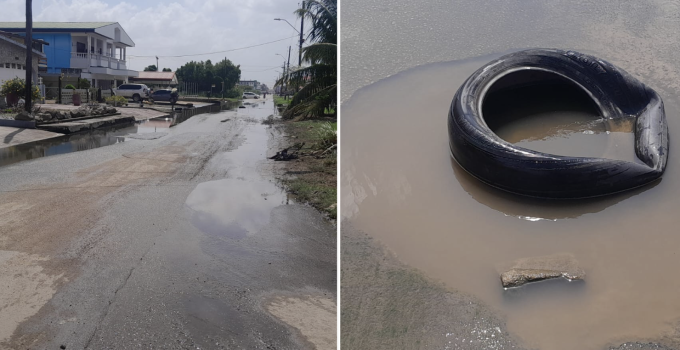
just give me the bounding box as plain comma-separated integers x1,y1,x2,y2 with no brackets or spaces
127,35,297,58
240,65,281,72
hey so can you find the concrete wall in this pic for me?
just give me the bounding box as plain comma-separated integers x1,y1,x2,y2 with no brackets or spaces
0,38,41,85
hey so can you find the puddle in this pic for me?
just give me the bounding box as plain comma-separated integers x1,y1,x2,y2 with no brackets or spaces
185,178,289,239
0,110,209,168
341,54,680,350
185,98,291,239
0,124,134,167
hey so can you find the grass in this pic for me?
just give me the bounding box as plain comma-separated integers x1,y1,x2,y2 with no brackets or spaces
284,178,337,218
274,95,290,107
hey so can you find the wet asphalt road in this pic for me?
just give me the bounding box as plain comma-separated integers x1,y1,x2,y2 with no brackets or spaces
0,98,336,349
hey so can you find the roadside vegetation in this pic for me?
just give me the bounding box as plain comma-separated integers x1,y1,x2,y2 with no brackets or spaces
276,0,336,119
274,95,290,107
278,120,337,219
271,0,337,219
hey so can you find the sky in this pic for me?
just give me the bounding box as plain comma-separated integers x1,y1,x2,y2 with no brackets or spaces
0,0,306,87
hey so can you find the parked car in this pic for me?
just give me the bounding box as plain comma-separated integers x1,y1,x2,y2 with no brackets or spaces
242,92,260,99
115,83,150,102
150,89,178,104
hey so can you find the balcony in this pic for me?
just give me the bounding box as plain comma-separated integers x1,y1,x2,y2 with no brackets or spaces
70,52,127,70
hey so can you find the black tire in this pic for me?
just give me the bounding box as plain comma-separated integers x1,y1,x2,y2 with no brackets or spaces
132,94,140,102
448,49,668,198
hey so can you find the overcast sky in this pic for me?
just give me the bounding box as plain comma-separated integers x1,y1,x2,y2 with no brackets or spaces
0,0,306,87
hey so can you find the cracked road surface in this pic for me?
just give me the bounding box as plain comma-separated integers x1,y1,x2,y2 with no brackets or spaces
0,98,336,349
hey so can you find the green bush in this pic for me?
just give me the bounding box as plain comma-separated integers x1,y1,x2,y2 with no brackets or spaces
77,78,91,89
64,84,76,90
224,86,244,98
105,95,127,106
0,77,41,101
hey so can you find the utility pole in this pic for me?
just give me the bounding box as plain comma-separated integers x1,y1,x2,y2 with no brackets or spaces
281,63,287,94
156,56,158,71
299,1,304,66
25,0,33,112
286,46,291,98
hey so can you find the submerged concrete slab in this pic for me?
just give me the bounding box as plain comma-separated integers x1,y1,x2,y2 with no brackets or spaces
0,126,63,148
498,253,586,288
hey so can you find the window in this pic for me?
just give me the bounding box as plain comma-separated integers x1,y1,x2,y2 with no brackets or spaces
76,42,86,53
11,63,16,69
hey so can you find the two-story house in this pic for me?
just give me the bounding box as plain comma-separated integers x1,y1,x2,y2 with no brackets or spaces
0,22,138,97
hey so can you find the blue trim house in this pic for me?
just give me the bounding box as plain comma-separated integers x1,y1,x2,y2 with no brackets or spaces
0,22,138,93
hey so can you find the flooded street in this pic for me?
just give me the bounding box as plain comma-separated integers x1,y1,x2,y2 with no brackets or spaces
341,1,680,349
0,98,336,349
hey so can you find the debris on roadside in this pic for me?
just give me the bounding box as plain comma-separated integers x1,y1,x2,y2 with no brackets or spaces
269,142,305,161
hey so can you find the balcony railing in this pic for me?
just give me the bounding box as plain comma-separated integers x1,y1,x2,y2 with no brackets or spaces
71,52,126,70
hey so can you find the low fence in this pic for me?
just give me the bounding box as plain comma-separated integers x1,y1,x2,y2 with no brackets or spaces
60,89,90,105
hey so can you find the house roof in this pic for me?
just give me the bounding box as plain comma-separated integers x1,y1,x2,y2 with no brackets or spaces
131,71,176,81
0,22,115,30
0,22,134,47
0,32,47,57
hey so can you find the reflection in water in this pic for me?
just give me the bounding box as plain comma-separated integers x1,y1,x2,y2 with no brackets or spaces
185,178,289,239
342,54,680,350
450,158,656,220
0,110,206,168
185,97,291,239
0,124,133,167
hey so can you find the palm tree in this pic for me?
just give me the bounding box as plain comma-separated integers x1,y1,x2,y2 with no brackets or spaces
278,0,336,119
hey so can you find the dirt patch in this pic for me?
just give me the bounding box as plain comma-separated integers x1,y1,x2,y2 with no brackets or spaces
0,251,63,344
0,144,193,347
265,294,336,350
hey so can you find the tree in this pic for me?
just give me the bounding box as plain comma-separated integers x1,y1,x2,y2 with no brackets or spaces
175,59,241,93
277,0,337,119
162,68,172,72
144,65,158,71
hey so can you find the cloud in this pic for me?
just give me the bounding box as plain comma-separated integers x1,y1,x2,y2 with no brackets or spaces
0,0,303,86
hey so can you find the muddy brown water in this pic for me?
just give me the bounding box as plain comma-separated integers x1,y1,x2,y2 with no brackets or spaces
341,53,680,350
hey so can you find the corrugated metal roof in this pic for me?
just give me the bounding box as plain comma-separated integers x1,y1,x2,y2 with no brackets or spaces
133,71,176,80
0,22,115,30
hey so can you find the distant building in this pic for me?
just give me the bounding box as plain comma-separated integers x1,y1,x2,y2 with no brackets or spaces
129,71,178,89
0,30,47,86
0,22,138,97
238,80,260,90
